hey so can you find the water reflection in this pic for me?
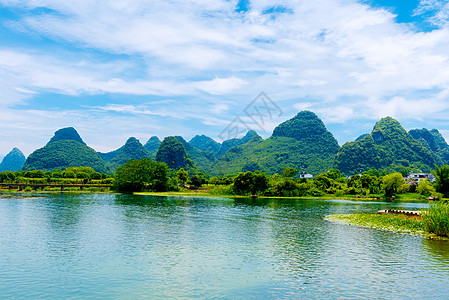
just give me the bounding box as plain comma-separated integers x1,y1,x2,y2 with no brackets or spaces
0,194,448,298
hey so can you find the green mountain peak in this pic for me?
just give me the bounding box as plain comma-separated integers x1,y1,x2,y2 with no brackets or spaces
48,127,86,145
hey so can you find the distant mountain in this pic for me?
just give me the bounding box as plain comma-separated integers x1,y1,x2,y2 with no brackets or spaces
144,136,161,156
175,136,215,172
216,130,258,158
0,148,26,172
335,117,435,175
48,127,86,145
409,128,449,165
209,111,340,175
189,135,221,157
156,136,196,170
22,128,107,172
105,137,150,172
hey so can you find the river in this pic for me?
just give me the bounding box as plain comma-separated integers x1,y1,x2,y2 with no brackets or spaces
1,193,448,299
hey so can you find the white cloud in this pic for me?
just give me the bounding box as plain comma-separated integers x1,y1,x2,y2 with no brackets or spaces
2,0,449,152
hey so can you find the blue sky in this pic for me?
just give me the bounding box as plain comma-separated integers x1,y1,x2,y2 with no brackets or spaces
1,0,449,156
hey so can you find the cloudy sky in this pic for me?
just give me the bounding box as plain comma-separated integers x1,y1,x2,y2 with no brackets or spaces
1,0,449,157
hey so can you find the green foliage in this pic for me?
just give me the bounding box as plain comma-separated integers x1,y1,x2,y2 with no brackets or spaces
113,158,169,193
104,137,150,172
324,169,343,180
233,171,268,195
282,167,297,178
156,136,193,170
48,127,86,145
189,134,221,157
381,172,404,197
422,201,449,237
433,164,449,197
189,175,203,188
144,136,161,154
175,168,189,184
216,130,258,158
174,136,214,173
409,128,449,166
0,148,26,172
22,140,107,173
416,179,435,196
335,117,435,175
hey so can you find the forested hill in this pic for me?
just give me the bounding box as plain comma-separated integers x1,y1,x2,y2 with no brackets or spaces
207,111,340,176
22,128,107,173
0,148,26,172
104,137,150,172
335,117,435,175
409,128,449,166
9,112,449,175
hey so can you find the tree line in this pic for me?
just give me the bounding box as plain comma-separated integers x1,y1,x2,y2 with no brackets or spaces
3,158,449,199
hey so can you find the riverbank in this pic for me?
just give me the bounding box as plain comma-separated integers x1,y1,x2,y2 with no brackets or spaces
136,191,432,202
326,213,449,240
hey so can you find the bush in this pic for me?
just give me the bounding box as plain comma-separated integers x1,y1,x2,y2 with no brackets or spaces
422,201,449,237
209,185,234,196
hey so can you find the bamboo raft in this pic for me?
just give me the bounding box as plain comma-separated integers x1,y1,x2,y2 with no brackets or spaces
378,209,423,216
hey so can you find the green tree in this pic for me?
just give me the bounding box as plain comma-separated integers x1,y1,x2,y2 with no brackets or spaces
416,179,435,196
113,158,169,193
282,167,297,178
381,172,404,197
324,169,342,180
175,168,189,185
189,175,202,188
433,164,449,197
233,171,268,195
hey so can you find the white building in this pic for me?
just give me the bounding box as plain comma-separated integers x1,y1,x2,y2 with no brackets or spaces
406,173,435,183
299,173,314,179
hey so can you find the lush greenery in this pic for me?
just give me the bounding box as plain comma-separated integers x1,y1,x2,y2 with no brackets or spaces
335,117,435,175
104,137,150,172
409,128,449,166
422,201,449,237
144,136,161,156
48,127,86,145
0,166,113,190
207,111,340,176
0,148,26,172
433,164,449,197
189,134,221,158
328,200,449,239
156,136,195,170
22,140,108,173
113,158,169,193
174,136,215,172
326,213,425,235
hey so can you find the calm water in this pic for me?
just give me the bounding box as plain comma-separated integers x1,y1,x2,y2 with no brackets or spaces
1,193,448,299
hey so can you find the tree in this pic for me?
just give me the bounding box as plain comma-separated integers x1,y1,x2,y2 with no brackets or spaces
433,164,449,197
417,179,435,196
282,167,297,178
324,169,342,180
113,158,169,193
189,175,202,188
233,171,268,195
381,172,404,197
175,168,189,185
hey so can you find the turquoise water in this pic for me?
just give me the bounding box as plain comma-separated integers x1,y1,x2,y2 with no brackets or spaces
1,193,448,299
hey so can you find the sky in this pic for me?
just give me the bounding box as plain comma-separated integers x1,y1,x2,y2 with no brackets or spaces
1,0,449,157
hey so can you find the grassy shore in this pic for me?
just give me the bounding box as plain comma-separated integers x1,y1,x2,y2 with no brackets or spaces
326,213,449,240
136,190,432,202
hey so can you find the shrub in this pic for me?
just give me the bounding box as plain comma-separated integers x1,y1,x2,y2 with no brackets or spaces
422,201,449,237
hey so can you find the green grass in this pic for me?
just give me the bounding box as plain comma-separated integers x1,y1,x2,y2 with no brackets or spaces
422,201,449,237
326,213,449,240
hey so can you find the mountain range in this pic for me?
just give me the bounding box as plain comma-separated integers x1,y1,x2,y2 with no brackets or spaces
3,111,449,175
